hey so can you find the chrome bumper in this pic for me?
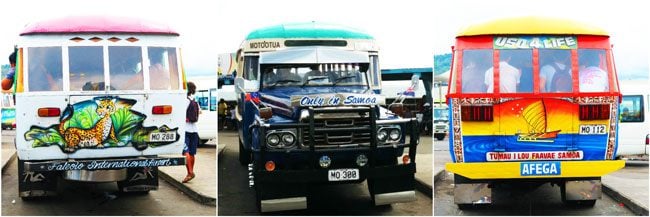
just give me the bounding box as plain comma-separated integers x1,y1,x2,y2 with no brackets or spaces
63,169,127,182
374,190,417,205
260,197,307,212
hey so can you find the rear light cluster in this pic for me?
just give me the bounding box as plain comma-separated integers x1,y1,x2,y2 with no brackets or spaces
461,106,493,121
645,134,649,145
579,104,610,120
37,108,60,117
152,105,172,114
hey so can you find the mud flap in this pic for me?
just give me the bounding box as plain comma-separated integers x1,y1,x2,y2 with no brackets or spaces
368,174,416,205
117,167,159,192
18,159,58,198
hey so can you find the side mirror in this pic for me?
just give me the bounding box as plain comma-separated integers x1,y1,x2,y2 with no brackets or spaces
259,107,273,119
389,103,404,116
410,74,420,91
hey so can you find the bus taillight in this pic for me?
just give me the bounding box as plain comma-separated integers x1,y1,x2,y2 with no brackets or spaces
461,106,493,121
645,134,649,145
152,105,172,115
37,108,60,117
579,104,610,120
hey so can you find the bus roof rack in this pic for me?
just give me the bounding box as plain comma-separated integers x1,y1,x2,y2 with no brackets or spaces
246,21,374,40
20,15,179,36
457,16,609,37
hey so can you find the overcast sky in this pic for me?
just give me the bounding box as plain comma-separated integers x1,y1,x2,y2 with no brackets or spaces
0,0,218,76
433,0,649,79
1,0,647,77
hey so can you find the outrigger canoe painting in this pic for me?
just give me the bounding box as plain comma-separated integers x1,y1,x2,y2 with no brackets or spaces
24,96,179,153
458,98,613,162
516,100,561,142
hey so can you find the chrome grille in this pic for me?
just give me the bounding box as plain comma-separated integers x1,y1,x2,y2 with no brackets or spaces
301,116,371,148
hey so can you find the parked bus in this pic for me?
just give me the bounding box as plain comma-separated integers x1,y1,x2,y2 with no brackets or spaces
617,80,649,157
13,16,187,198
235,22,419,212
191,75,217,144
445,16,624,208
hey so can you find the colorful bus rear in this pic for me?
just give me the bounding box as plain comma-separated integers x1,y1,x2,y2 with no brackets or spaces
444,16,625,208
14,16,187,198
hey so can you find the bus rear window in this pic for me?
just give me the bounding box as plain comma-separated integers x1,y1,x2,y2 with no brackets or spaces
69,46,104,91
621,95,644,122
460,49,492,93
539,49,572,93
28,47,63,91
148,47,179,90
578,49,609,92
109,46,143,90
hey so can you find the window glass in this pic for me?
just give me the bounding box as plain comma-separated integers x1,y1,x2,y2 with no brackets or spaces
148,47,179,90
539,49,572,93
243,56,259,80
69,46,104,91
196,90,209,110
621,95,644,122
28,47,63,91
461,49,492,93
109,46,143,90
493,49,532,93
370,55,380,87
260,63,369,88
578,49,609,92
210,88,217,111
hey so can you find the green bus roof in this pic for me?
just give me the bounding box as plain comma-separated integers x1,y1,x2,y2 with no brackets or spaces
245,22,374,40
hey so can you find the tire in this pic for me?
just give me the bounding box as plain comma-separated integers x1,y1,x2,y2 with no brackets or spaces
239,139,251,166
200,140,209,145
435,134,445,140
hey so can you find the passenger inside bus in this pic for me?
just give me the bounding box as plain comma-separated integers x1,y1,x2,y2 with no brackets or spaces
540,50,571,92
550,70,572,92
277,68,301,82
511,51,533,93
578,50,608,92
484,51,521,93
461,50,491,93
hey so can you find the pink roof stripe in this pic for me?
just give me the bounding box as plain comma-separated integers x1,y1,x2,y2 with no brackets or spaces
20,16,179,36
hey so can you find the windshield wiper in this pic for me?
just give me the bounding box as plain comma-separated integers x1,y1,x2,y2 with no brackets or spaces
301,76,328,87
332,75,357,86
268,79,301,88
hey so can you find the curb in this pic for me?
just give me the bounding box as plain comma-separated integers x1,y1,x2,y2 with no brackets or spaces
602,183,649,216
414,176,432,198
158,169,216,206
433,169,447,184
1,151,17,173
217,144,227,157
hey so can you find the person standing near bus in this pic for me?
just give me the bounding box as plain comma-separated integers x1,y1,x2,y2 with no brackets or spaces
218,98,228,130
2,50,17,91
183,81,200,183
484,52,520,93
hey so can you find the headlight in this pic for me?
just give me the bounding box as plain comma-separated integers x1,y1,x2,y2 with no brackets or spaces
377,129,388,141
267,134,280,146
281,133,295,146
389,128,401,140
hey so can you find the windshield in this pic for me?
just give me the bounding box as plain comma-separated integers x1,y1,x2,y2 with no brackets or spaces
260,63,369,88
434,108,449,121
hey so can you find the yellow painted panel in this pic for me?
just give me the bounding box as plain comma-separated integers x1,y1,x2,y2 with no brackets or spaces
446,160,624,179
457,16,609,37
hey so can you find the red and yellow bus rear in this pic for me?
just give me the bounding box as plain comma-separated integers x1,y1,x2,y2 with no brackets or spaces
444,16,624,207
